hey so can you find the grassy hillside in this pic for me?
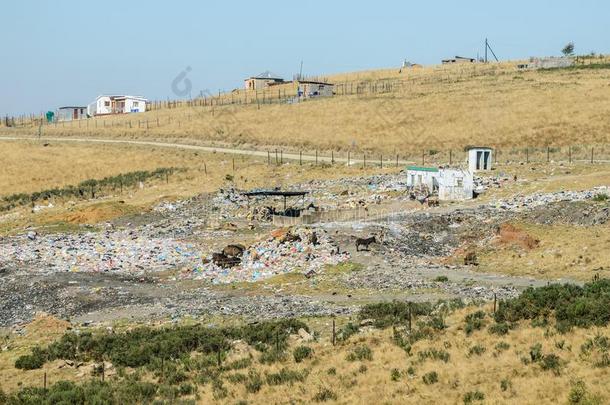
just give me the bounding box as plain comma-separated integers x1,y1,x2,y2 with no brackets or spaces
2,283,610,404
3,59,610,155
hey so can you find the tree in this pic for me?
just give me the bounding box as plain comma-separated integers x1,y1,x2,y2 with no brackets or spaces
562,42,575,56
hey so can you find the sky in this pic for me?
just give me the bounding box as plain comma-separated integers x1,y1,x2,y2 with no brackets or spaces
1,0,608,116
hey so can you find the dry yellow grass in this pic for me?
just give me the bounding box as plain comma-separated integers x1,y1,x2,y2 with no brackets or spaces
4,60,610,155
476,221,610,282
1,308,609,404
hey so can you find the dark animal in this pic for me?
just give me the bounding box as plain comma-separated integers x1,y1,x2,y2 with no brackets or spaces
356,236,377,251
222,244,245,258
212,252,240,268
308,232,318,246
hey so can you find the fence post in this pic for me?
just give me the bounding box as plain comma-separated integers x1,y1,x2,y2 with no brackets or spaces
569,146,572,163
547,146,550,163
363,154,366,168
449,149,452,165
332,318,336,346
232,158,235,172
315,150,318,165
408,302,412,331
268,151,270,165
380,154,383,169
591,147,594,164
331,151,334,165
396,154,398,168
493,293,497,313
44,371,47,390
422,150,425,165
348,151,351,166
280,150,283,164
526,148,529,164
299,150,302,166
275,149,278,165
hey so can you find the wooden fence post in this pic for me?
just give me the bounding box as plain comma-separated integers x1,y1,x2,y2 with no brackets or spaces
268,151,270,165
331,151,334,165
299,150,302,166
380,154,383,169
332,319,336,346
422,150,425,165
315,150,318,165
591,147,594,164
569,146,572,163
363,154,366,168
493,293,497,313
449,150,452,165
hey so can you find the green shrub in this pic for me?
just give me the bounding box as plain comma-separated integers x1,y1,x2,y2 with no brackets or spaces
500,378,512,392
390,368,401,381
259,349,287,364
567,379,602,404
337,322,359,342
359,301,434,328
407,366,416,376
266,368,308,386
422,371,438,385
313,388,337,402
468,345,486,357
326,367,336,375
530,343,543,362
592,193,609,202
488,322,510,336
14,351,46,370
540,353,563,375
434,276,449,282
463,390,485,404
346,345,373,362
464,311,486,335
293,345,313,363
358,364,368,374
418,348,450,363
495,342,510,352
495,280,610,330
245,370,263,393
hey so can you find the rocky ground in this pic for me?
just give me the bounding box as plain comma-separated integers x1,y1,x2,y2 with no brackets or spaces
0,173,607,328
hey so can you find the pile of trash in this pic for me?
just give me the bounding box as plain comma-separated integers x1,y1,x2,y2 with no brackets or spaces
191,227,349,283
489,187,609,211
0,230,202,274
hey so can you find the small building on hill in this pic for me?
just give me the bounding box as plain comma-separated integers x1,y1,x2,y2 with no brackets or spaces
517,56,574,70
88,95,147,116
297,81,334,98
467,147,493,172
244,71,285,90
442,56,476,64
57,106,87,121
405,166,474,201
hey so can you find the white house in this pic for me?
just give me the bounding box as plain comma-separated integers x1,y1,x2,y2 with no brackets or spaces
467,147,493,172
88,95,147,116
406,166,474,201
244,71,285,90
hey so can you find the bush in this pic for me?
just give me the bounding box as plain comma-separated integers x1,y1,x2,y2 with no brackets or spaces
14,351,46,370
500,378,512,392
495,342,510,352
313,388,337,402
245,370,263,393
346,345,373,362
468,345,486,357
530,343,543,362
464,311,486,335
293,345,313,363
326,367,336,375
463,391,485,404
592,193,609,202
359,301,434,328
390,368,401,381
422,371,438,385
540,353,563,375
418,348,450,363
495,280,610,330
337,323,359,342
434,276,449,282
489,322,510,336
266,368,308,386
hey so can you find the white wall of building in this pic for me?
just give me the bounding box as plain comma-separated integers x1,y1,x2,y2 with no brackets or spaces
406,167,474,200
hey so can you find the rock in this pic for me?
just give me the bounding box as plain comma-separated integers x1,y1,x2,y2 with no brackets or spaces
360,318,375,327
298,328,314,342
27,231,37,241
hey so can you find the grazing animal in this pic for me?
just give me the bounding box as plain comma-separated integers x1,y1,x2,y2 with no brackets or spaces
222,244,245,258
356,236,377,251
212,252,240,268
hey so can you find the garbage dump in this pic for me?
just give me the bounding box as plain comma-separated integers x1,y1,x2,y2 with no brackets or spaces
192,227,349,284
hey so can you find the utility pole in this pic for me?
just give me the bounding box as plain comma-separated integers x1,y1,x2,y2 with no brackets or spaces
485,38,488,63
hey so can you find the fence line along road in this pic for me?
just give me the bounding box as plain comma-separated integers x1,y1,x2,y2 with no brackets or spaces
0,136,417,166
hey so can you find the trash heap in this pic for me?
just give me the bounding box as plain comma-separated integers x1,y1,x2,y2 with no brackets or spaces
191,227,349,284
0,231,202,275
489,187,610,211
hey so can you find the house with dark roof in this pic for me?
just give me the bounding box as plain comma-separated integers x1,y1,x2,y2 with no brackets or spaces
442,56,476,64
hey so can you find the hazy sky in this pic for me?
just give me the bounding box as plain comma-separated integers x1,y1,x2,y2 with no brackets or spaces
1,0,608,116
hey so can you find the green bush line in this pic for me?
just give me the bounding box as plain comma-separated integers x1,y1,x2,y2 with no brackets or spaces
0,167,183,211
495,279,610,330
15,319,308,370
